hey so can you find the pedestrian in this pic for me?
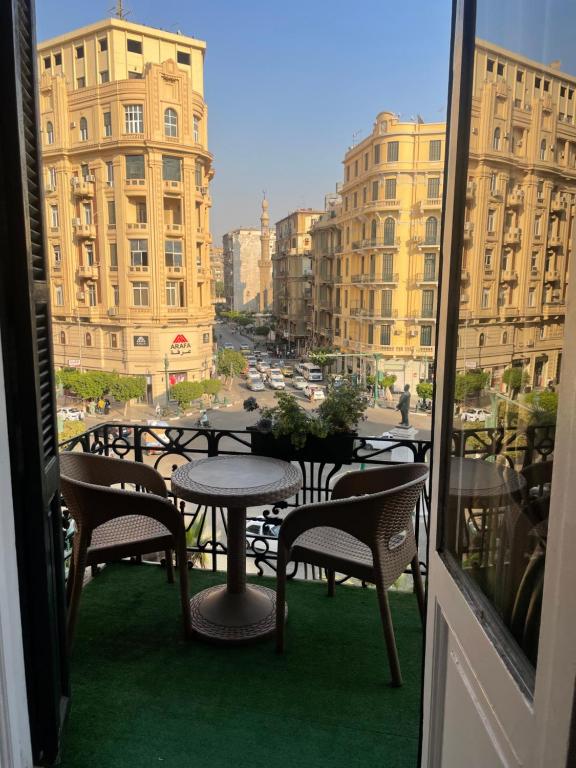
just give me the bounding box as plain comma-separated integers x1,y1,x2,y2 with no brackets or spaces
155,403,162,417
104,398,110,415
97,397,105,414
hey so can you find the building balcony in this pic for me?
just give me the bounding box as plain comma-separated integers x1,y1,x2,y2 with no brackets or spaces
76,264,100,280
73,221,96,239
351,238,400,251
127,222,148,232
551,193,569,213
545,268,561,282
127,263,149,274
462,222,474,242
506,190,524,208
163,179,183,195
124,178,147,189
503,228,522,247
547,235,563,250
423,198,442,209
500,269,518,283
165,264,185,276
416,237,441,249
460,268,470,282
465,181,476,201
542,301,566,316
71,178,95,197
415,272,438,284
165,223,184,236
351,273,399,285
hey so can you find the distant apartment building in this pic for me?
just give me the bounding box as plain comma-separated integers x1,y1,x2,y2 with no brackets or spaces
458,39,575,389
223,227,276,311
209,245,225,305
38,18,214,401
334,112,445,386
310,192,342,347
273,208,323,352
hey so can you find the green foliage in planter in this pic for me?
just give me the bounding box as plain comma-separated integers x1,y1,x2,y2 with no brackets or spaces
170,381,204,408
316,380,368,433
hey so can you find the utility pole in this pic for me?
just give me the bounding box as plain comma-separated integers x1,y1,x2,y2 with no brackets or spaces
164,354,170,406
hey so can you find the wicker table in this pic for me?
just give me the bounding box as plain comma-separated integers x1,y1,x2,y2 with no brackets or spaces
171,455,302,644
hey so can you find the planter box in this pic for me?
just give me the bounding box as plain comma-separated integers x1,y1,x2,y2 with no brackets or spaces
247,427,356,464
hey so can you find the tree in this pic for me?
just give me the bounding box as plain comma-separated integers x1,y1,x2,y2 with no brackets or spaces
524,390,558,426
108,375,146,416
454,370,490,402
416,382,434,402
217,349,246,386
214,280,225,297
59,370,115,401
503,367,529,399
254,325,270,336
236,315,252,327
380,374,397,392
202,379,222,396
170,381,204,408
309,347,336,369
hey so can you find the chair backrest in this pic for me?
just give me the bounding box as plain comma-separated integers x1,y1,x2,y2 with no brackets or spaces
59,452,167,532
521,461,553,498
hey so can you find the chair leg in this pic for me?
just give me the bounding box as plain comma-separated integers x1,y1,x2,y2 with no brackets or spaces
327,568,335,597
275,546,288,653
66,545,76,605
67,535,89,649
411,555,426,625
165,549,174,583
375,580,402,687
175,534,192,638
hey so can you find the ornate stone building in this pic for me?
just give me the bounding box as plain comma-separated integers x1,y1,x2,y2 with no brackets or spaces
38,18,214,401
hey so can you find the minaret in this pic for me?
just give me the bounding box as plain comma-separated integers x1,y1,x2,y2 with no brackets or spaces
258,196,272,312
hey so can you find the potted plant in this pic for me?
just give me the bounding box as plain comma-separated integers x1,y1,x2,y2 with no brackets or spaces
243,381,368,463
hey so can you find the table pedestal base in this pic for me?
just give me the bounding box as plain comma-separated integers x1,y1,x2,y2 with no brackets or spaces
189,584,285,644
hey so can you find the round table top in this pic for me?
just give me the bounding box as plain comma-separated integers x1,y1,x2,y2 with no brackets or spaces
449,457,526,501
171,455,303,508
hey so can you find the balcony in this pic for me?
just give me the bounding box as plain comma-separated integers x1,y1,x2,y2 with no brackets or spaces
124,178,146,189
423,198,442,209
415,272,438,284
73,221,96,239
351,273,399,285
551,194,569,213
461,268,470,282
465,181,476,201
165,223,184,236
163,179,183,194
507,190,524,208
71,178,95,197
462,222,474,242
77,264,99,280
127,222,148,231
545,268,561,282
500,269,518,283
547,234,563,250
351,238,400,251
503,228,522,247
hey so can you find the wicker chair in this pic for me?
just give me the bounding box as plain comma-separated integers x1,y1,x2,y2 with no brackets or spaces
275,463,429,687
60,452,191,647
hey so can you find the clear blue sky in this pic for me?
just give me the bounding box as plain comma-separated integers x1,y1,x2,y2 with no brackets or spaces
36,0,453,243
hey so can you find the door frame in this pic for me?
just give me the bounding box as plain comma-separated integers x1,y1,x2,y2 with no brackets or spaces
421,0,576,765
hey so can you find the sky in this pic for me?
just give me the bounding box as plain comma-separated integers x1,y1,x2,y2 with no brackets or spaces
36,0,453,243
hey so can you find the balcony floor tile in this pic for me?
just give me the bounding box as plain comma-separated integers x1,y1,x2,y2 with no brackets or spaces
60,564,422,768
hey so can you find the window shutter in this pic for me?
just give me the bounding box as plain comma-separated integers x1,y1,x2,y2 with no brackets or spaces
0,0,68,763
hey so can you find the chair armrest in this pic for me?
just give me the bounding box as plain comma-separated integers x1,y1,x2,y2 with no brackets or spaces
279,496,368,552
63,453,168,497
66,482,184,539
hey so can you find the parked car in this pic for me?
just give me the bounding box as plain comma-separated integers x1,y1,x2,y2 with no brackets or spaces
292,375,306,390
240,345,251,352
246,517,281,554
281,365,294,378
247,357,257,368
57,407,85,422
247,375,265,392
304,385,325,401
268,368,283,378
244,367,259,379
460,408,491,423
267,374,285,390
142,420,169,454
256,361,270,373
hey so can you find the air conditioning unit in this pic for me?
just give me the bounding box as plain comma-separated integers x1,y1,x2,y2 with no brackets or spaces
409,330,418,337
200,186,208,194
87,174,96,182
526,340,534,347
71,177,79,186
70,121,76,128
107,307,118,316
73,218,81,226
76,291,85,301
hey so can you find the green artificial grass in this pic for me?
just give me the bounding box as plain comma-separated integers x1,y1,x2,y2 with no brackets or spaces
59,564,423,768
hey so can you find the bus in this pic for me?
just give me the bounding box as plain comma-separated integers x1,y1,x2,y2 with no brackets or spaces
300,363,323,382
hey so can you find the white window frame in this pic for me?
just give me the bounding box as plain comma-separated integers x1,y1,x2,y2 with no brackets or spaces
132,281,149,306
129,239,148,268
87,283,97,306
54,284,63,305
164,108,178,137
79,117,88,141
165,240,183,268
50,205,58,227
124,104,144,134
193,115,200,143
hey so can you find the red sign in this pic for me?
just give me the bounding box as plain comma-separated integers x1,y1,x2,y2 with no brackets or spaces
170,333,192,355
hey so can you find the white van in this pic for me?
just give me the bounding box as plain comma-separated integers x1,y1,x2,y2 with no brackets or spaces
300,363,323,382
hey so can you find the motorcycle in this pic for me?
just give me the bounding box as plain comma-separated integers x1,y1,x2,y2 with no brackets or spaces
195,411,211,428
416,399,432,413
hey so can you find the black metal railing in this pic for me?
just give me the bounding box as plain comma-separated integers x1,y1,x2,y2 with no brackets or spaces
59,423,554,580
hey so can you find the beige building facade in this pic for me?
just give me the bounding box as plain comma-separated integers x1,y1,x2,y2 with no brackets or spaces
458,40,574,389
330,112,445,386
222,226,275,312
273,208,323,352
38,18,214,402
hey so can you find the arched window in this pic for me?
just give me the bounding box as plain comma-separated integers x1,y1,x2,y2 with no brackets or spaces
46,121,54,145
79,117,88,141
492,127,501,150
502,331,508,344
85,332,92,347
193,115,200,143
164,108,178,137
370,219,377,242
540,139,546,160
425,216,438,244
479,333,485,347
59,331,66,345
383,217,395,245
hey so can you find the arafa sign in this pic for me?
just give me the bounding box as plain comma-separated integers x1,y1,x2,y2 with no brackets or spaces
170,333,192,355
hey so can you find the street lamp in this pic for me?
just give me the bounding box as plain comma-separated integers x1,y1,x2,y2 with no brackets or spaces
164,354,170,406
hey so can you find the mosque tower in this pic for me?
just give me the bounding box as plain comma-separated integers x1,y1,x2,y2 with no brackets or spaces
258,197,272,312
